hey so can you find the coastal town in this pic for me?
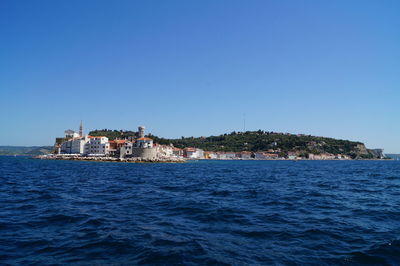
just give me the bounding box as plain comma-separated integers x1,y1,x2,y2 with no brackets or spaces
37,122,387,162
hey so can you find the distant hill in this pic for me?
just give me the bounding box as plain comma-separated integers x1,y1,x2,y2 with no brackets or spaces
0,146,53,156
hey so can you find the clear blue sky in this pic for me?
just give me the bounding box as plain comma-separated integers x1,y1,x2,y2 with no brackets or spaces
0,0,399,152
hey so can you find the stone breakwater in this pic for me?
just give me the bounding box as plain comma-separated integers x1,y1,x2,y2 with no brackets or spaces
35,155,186,163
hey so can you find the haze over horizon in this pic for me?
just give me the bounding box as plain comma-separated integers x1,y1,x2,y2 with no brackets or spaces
1,1,399,152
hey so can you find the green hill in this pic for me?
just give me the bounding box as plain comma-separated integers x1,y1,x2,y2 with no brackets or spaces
89,129,377,159
88,129,138,140
150,131,373,158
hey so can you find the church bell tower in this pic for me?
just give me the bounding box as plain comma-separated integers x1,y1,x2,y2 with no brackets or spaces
79,121,84,137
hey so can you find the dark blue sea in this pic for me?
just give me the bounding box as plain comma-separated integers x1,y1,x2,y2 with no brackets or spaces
1,156,400,265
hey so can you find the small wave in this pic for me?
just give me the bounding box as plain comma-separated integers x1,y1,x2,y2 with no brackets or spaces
232,229,293,239
44,214,84,224
159,185,180,191
15,204,35,210
193,208,251,225
17,239,52,249
81,217,106,227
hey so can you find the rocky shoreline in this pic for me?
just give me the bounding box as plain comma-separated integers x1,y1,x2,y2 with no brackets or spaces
35,154,187,163
34,154,391,163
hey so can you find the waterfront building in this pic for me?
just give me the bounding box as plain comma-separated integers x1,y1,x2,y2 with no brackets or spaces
255,152,266,159
85,136,110,155
254,152,279,159
108,139,127,157
217,152,228,159
60,140,72,154
308,153,335,160
120,142,134,157
287,151,298,160
264,153,279,159
184,148,204,159
224,152,236,159
172,147,184,157
60,136,89,154
240,151,252,159
118,126,157,160
132,139,157,159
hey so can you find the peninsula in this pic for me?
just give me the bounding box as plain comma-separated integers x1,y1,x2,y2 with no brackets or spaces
37,122,387,162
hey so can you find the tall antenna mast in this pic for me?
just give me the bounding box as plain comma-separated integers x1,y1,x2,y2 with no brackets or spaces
243,113,246,132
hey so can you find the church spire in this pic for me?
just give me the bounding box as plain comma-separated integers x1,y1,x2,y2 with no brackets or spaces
79,120,84,137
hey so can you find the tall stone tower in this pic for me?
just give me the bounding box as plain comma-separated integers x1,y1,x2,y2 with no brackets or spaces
138,126,145,138
79,121,84,137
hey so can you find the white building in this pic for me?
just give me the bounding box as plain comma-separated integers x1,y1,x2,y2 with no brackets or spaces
172,147,184,157
217,152,228,160
60,136,89,154
239,152,252,159
184,148,204,159
85,136,110,155
120,142,134,158
224,152,236,159
64,129,79,139
255,152,267,159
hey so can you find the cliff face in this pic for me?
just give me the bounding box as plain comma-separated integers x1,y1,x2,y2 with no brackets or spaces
355,144,369,155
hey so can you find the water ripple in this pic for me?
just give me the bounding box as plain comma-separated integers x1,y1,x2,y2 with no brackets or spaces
1,157,400,264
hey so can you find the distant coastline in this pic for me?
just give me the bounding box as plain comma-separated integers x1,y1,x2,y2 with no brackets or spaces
5,123,391,162
0,146,53,156
386,154,400,160
52,123,388,161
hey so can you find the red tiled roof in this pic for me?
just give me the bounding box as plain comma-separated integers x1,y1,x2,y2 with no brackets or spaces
137,137,153,141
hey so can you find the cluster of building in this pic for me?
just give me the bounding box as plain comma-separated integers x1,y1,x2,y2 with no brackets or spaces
57,123,161,160
56,122,379,161
57,123,211,160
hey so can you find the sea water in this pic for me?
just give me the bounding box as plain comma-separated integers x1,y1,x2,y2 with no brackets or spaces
1,156,400,265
